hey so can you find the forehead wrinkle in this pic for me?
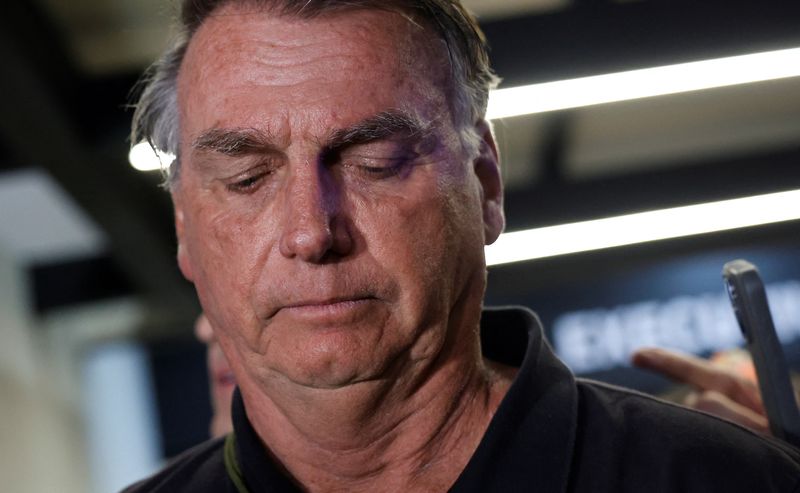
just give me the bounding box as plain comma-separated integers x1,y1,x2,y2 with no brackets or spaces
186,6,446,103
199,9,397,76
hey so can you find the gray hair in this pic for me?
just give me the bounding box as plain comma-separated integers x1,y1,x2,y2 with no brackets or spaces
130,0,499,187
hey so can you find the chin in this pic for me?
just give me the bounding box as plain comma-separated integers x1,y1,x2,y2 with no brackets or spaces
262,323,391,384
288,364,372,389
278,351,390,390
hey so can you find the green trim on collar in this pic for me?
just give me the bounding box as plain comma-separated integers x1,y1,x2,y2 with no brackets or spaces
224,433,250,493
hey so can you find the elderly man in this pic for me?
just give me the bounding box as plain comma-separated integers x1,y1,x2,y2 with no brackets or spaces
125,1,800,491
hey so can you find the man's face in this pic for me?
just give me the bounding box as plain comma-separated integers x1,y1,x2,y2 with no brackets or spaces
174,6,503,391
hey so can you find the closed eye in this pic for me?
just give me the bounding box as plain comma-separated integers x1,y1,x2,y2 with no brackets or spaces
346,157,410,179
333,138,418,181
227,173,265,193
224,166,276,194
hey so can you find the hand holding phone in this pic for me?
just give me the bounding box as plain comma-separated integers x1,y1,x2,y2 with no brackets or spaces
722,259,800,447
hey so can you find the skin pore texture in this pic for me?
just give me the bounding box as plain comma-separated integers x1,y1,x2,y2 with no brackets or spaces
173,5,512,492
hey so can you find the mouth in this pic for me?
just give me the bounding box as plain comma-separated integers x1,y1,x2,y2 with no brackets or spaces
274,296,377,322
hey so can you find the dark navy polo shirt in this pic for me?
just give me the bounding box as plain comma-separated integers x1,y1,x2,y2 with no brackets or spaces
124,307,800,492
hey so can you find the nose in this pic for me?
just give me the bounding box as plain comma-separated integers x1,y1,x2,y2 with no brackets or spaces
278,163,352,262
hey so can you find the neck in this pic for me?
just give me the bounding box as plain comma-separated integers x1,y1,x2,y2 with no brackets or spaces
238,321,514,492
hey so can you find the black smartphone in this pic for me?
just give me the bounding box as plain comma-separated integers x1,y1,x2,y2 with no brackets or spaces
722,259,800,447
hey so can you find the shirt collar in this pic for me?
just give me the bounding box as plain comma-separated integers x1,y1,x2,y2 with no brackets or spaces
231,388,297,492
450,307,578,492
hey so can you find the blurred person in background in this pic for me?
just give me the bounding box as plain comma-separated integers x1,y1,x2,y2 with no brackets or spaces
124,1,800,491
194,313,235,438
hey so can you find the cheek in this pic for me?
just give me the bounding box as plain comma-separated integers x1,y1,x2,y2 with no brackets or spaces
191,209,244,275
195,194,275,265
355,174,481,293
355,183,446,257
425,178,487,294
185,199,275,319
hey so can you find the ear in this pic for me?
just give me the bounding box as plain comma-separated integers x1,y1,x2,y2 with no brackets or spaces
173,198,195,282
472,119,505,245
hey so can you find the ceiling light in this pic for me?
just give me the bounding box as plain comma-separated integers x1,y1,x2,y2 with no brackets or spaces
485,189,800,266
128,142,175,172
487,47,800,119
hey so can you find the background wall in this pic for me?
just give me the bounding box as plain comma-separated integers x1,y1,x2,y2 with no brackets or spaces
0,244,89,493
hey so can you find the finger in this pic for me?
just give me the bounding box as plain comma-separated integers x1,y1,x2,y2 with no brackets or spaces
686,390,770,435
632,348,721,387
632,348,764,414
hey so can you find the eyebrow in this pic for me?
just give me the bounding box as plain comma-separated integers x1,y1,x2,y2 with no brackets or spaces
191,127,279,157
190,109,432,158
327,109,433,150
